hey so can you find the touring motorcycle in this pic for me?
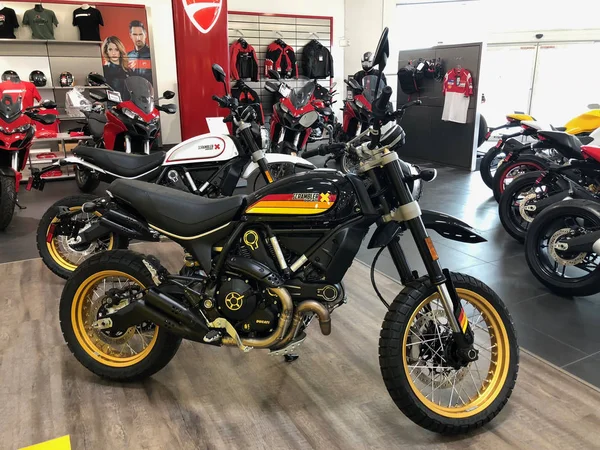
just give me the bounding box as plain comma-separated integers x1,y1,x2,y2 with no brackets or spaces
33,65,316,279
59,30,518,434
0,93,57,230
71,74,177,192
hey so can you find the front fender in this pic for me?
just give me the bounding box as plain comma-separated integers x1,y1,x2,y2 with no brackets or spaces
367,210,486,249
0,167,16,177
241,154,316,180
422,210,486,243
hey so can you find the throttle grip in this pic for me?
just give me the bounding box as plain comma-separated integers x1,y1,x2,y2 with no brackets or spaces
373,86,393,119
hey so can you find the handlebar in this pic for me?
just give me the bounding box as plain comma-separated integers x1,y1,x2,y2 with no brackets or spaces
373,86,393,121
212,95,229,109
303,143,346,159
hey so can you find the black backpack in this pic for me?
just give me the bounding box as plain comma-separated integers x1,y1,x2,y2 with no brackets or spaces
398,63,423,95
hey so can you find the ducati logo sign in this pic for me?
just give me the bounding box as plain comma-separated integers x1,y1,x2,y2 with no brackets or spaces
182,0,223,34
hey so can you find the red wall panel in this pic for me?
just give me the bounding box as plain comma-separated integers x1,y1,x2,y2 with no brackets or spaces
172,0,229,140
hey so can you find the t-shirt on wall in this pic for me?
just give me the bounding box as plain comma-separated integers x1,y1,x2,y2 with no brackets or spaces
72,7,104,41
23,8,59,40
0,7,19,39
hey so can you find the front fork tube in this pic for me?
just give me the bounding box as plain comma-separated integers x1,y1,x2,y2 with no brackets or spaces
384,161,471,342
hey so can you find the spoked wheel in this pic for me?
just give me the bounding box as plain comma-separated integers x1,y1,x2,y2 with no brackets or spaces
492,155,548,202
525,201,600,297
60,251,181,380
480,146,506,189
499,171,569,243
37,195,128,279
379,273,518,434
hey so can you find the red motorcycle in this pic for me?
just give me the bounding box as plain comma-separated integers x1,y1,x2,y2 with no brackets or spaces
76,73,176,191
266,70,334,156
338,75,385,141
0,93,57,230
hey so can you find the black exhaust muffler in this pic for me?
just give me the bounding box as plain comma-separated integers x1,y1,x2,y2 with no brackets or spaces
106,289,211,343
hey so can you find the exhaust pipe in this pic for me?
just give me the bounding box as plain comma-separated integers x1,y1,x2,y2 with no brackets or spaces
270,300,331,351
593,238,600,255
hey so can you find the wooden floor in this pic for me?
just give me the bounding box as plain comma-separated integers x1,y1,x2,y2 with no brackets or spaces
2,242,600,450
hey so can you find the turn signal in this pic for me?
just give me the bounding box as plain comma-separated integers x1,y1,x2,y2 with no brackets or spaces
420,169,437,182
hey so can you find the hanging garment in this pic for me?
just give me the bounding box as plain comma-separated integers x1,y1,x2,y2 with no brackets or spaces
303,40,334,79
442,68,473,124
265,39,298,79
231,81,264,125
230,39,259,81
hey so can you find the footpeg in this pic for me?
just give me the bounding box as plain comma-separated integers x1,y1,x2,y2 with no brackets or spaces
209,317,251,352
203,330,222,344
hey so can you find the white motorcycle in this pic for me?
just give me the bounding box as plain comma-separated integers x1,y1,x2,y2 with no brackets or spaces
33,64,317,279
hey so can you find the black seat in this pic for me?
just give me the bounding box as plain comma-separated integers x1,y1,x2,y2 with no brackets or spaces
537,131,583,159
73,146,166,178
108,179,246,238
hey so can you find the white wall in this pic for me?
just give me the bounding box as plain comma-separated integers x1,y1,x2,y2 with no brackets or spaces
229,0,346,101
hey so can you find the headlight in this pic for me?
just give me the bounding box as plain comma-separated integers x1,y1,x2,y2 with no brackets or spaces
122,108,142,121
260,126,270,149
0,126,7,134
15,124,31,133
355,99,365,110
280,103,290,114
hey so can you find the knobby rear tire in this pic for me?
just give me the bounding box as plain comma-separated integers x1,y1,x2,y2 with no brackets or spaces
0,175,16,231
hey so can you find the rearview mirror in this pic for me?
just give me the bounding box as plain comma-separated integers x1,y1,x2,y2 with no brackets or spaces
268,69,281,80
36,114,57,125
159,103,177,114
588,103,600,110
212,64,226,83
372,27,390,71
163,90,175,100
40,99,56,109
88,73,107,86
90,90,108,102
265,81,280,93
330,82,338,89
348,78,362,92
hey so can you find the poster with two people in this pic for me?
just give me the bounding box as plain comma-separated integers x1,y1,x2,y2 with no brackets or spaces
96,5,154,102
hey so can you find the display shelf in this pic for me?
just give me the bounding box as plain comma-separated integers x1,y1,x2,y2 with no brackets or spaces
0,38,101,45
33,133,91,143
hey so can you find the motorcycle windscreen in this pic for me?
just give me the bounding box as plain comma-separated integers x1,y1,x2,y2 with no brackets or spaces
290,82,316,110
125,76,154,114
362,74,386,104
0,92,23,123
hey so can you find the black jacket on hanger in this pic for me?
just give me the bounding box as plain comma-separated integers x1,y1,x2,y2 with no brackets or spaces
303,40,334,79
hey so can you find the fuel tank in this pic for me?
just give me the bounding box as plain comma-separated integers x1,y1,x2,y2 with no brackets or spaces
163,133,239,166
244,169,375,225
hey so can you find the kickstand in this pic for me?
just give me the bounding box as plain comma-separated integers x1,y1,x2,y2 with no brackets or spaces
15,199,26,210
284,354,299,363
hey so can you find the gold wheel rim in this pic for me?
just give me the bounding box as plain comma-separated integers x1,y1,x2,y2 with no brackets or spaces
71,270,159,368
47,207,114,271
402,288,510,419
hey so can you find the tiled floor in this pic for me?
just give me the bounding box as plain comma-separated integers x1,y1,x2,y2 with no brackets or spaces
2,162,600,388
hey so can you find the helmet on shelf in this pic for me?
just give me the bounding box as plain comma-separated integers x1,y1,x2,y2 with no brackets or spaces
361,52,373,71
2,70,20,82
86,72,104,86
59,72,75,87
29,70,47,87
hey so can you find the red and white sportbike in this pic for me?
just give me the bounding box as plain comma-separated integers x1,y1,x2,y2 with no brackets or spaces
33,64,316,279
0,92,57,231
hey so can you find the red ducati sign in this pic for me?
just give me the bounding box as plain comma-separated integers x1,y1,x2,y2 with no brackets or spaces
182,0,222,34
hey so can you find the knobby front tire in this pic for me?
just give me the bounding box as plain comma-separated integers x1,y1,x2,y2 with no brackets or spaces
379,272,519,434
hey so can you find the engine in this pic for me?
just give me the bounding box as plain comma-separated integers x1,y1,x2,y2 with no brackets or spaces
215,278,279,334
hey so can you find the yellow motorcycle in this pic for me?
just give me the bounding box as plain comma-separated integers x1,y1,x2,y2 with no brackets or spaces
480,108,600,189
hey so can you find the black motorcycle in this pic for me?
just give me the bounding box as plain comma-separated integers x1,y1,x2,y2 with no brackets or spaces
526,198,600,297
58,29,518,434
499,131,600,242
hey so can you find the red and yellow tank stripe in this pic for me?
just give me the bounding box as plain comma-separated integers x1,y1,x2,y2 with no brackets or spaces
246,193,337,215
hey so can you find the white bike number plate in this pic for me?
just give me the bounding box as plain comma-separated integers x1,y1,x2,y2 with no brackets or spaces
107,91,122,103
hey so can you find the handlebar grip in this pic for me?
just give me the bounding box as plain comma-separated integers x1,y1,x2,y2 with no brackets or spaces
373,86,393,119
302,148,321,159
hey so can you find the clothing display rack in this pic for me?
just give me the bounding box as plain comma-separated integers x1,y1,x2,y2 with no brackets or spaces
228,11,333,121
